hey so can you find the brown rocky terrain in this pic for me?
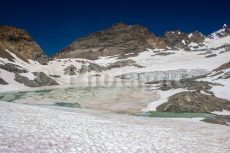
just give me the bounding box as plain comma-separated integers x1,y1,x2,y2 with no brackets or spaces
160,31,204,49
213,61,230,72
0,26,47,64
55,23,161,60
211,61,230,79
156,91,230,113
55,23,207,59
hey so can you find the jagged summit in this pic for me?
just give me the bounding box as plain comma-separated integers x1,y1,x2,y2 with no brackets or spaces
223,24,228,28
209,24,230,39
107,22,129,31
55,23,158,60
160,30,204,49
55,23,209,59
0,26,48,64
1,23,229,62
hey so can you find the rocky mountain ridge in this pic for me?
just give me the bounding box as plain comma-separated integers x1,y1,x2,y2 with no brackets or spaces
209,24,230,39
0,23,229,62
55,23,229,59
0,26,47,64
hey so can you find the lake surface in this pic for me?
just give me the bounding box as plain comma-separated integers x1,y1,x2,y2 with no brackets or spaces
0,86,214,118
0,86,157,114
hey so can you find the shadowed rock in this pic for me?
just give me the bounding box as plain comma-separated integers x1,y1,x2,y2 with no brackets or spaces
0,63,28,73
106,59,144,69
0,77,8,85
14,72,59,87
213,61,230,72
64,65,77,75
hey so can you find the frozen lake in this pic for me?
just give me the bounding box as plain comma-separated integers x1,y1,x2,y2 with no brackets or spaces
0,86,157,114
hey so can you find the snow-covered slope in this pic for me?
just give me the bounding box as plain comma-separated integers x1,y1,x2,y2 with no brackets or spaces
1,101,230,153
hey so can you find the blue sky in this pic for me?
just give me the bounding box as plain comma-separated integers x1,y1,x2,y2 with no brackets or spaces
0,0,229,56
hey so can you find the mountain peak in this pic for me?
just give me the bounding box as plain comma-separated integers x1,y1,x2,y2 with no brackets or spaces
209,24,230,39
0,25,32,42
0,25,47,64
109,23,129,31
223,24,228,28
55,23,157,59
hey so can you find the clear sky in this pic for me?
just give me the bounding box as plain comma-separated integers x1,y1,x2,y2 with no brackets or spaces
0,0,229,56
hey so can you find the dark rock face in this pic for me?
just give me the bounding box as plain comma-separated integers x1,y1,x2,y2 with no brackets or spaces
202,115,230,126
64,65,77,75
64,63,105,75
88,62,106,72
152,51,175,56
205,54,217,58
161,31,204,49
213,61,230,72
32,72,59,86
0,63,28,73
106,59,144,69
0,26,47,64
79,63,106,74
212,61,230,79
0,77,8,85
163,31,189,48
14,72,59,87
0,47,16,62
49,75,61,78
55,23,158,60
156,79,214,94
156,91,230,113
14,73,40,87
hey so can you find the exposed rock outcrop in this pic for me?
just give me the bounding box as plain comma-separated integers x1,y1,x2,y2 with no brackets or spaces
156,91,230,113
106,59,144,69
64,63,106,75
211,61,230,79
160,31,204,49
209,24,230,39
87,62,106,72
49,75,61,78
213,61,230,72
0,77,8,85
202,115,230,126
14,72,59,87
79,63,106,74
154,79,216,94
0,63,28,73
0,26,47,64
64,65,77,75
